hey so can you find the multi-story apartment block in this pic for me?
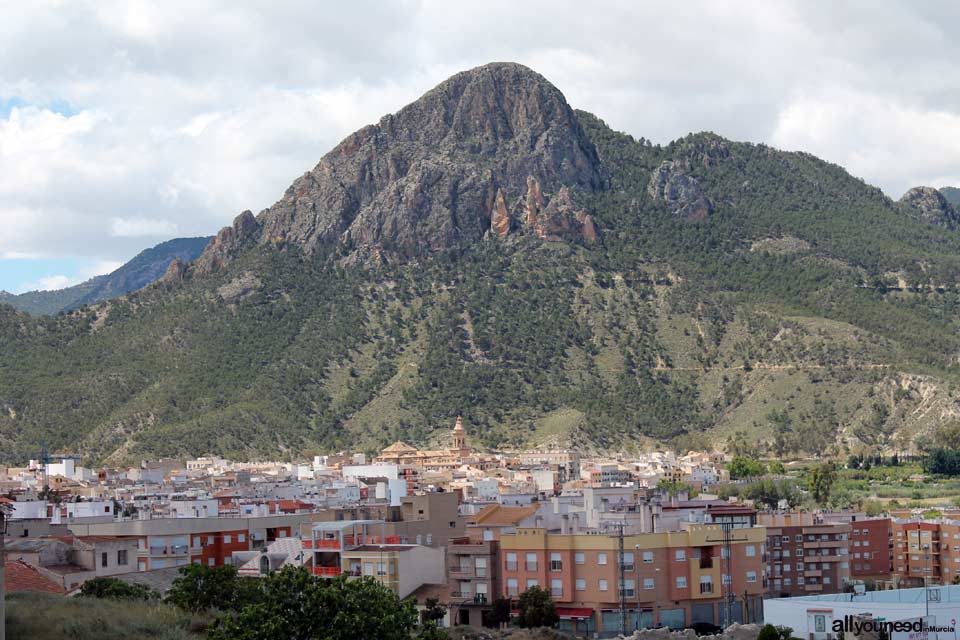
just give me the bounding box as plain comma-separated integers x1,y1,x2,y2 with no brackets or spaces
760,514,851,597
892,518,960,587
447,536,500,626
67,513,311,571
307,519,445,598
848,518,893,582
499,525,766,635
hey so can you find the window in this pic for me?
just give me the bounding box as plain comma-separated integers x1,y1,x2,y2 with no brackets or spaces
377,561,386,576
676,576,687,588
746,571,757,583
599,579,609,591
722,574,731,585
797,577,805,585
426,534,432,545
416,535,422,544
721,547,729,559
643,577,655,590
207,536,214,545
207,557,215,566
854,530,860,536
507,578,519,596
598,552,608,565
699,576,713,594
781,536,789,543
642,551,654,564
575,552,585,565
101,552,108,568
475,557,488,577
575,578,586,591
551,579,562,597
550,552,562,571
675,549,686,562
506,552,518,571
525,552,537,571
823,576,831,585
621,552,634,570
238,534,246,543
526,579,538,589
862,540,870,547
117,550,128,565
797,562,803,571
745,545,756,557
224,535,232,544
784,578,792,587
783,549,790,558
795,535,802,542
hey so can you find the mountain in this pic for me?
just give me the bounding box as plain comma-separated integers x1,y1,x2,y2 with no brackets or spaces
0,237,212,315
942,187,960,207
4,62,960,465
898,186,960,228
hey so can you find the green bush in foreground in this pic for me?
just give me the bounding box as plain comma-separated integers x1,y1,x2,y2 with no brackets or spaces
79,576,159,600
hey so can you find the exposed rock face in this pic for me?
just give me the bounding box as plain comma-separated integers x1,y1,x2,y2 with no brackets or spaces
195,211,262,274
490,188,511,237
196,62,606,268
160,257,185,284
648,160,713,221
899,186,960,228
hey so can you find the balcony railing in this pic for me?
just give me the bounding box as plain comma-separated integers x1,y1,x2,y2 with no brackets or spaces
449,566,473,577
315,539,341,550
312,566,342,577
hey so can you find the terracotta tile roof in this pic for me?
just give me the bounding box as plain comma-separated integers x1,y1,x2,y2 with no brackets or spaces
469,504,539,526
4,560,67,594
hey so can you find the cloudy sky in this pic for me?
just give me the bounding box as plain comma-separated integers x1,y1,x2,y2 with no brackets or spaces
1,1,958,293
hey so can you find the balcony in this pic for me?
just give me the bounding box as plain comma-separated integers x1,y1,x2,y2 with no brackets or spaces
806,541,844,549
312,566,342,577
804,584,823,592
805,570,822,578
315,539,341,550
449,565,474,578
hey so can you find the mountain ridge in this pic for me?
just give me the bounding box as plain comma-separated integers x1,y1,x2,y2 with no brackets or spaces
1,237,212,316
3,62,960,465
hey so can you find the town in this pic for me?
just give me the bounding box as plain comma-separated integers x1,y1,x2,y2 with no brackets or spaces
2,416,957,638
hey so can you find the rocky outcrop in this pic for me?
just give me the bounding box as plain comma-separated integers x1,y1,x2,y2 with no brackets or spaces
195,211,262,274
531,186,598,243
648,160,712,221
160,257,186,285
899,186,960,228
198,62,606,268
490,188,511,237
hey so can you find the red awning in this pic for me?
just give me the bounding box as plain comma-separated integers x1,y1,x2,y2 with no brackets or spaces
557,607,594,619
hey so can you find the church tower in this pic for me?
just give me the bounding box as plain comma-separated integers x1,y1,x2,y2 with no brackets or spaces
451,415,468,454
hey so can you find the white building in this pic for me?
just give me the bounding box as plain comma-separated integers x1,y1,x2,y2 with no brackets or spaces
764,585,960,640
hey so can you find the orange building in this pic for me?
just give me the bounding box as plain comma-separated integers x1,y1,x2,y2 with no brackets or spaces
498,525,767,634
892,518,960,587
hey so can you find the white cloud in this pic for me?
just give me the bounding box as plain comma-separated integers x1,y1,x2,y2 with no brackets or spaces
0,0,957,269
110,217,178,237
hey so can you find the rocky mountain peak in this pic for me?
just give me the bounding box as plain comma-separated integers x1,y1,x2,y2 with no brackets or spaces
899,186,960,228
196,62,607,271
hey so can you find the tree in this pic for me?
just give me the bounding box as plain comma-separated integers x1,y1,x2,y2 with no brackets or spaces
79,576,158,601
728,456,766,480
515,585,558,629
489,597,512,627
166,564,261,613
421,596,446,624
757,624,798,640
808,462,838,506
208,567,446,640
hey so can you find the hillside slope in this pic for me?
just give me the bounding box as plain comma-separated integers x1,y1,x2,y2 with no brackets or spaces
2,63,960,464
1,237,212,315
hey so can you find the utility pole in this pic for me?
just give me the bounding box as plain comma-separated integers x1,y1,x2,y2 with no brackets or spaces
706,521,748,628
618,523,626,637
